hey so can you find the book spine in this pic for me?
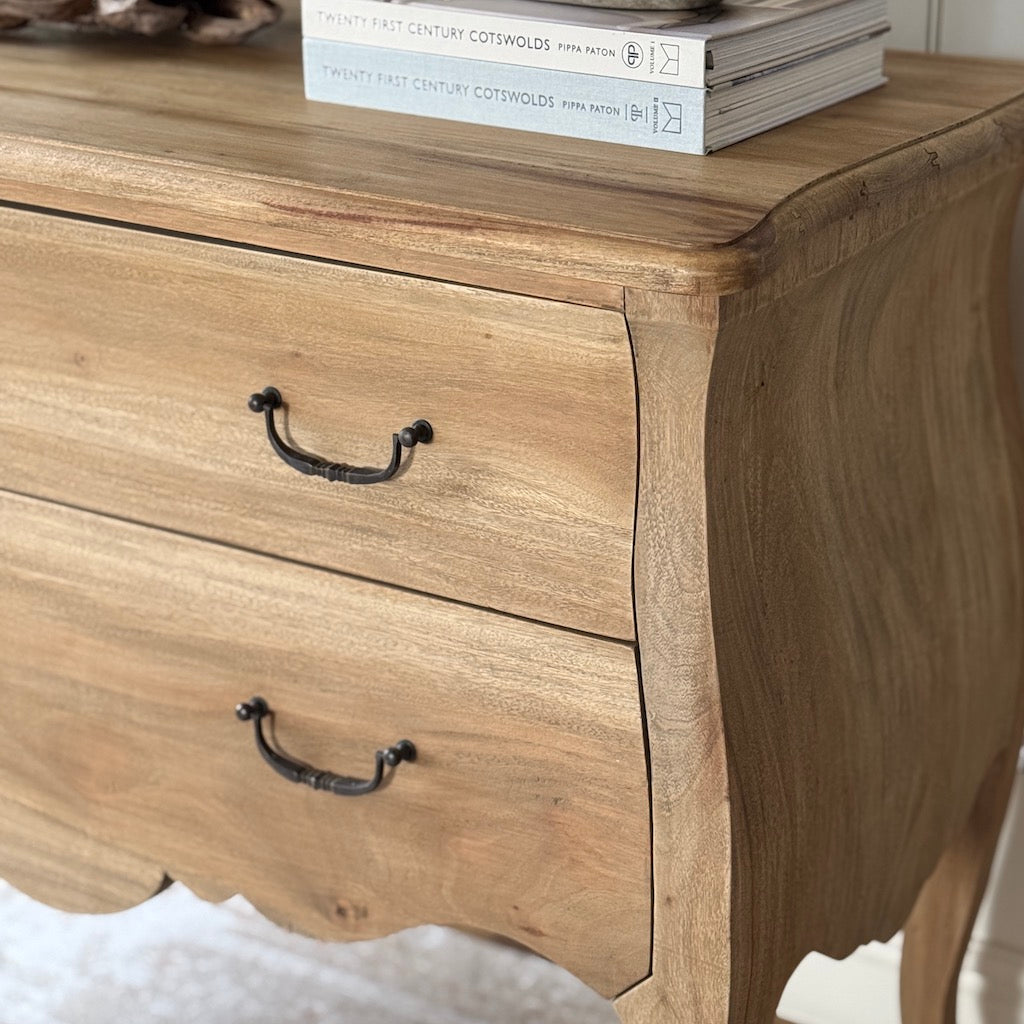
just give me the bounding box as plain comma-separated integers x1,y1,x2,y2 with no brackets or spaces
301,0,707,88
303,37,707,154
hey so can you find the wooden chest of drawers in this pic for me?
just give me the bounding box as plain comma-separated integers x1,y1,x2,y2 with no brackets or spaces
2,9,1024,1023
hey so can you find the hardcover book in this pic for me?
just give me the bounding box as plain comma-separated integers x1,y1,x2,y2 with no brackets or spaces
302,0,889,88
303,34,887,153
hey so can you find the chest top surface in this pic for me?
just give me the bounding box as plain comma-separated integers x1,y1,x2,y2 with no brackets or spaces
1,1,1023,299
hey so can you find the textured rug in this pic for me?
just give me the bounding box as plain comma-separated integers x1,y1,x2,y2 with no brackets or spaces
0,882,618,1024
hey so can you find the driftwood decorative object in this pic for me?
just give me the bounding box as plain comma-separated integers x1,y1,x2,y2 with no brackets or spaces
0,0,280,42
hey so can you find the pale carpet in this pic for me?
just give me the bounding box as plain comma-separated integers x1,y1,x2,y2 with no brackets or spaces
0,882,618,1024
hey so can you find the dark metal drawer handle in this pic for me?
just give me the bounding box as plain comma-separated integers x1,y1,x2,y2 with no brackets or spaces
247,386,433,485
235,696,416,797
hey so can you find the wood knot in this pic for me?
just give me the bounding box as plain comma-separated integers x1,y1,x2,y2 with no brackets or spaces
333,898,369,922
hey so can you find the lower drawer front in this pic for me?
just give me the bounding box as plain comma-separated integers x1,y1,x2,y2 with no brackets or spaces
0,492,650,997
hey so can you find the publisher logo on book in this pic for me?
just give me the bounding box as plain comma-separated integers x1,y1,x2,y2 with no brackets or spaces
659,44,680,76
653,99,684,135
621,40,643,69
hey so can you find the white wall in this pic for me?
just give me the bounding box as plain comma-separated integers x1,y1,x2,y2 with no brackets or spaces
939,0,1024,60
780,3,1024,1020
884,0,935,49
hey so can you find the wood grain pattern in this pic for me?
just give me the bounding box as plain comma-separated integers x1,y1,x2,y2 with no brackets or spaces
706,167,1024,1015
0,3,1022,296
0,798,169,915
0,490,651,996
2,17,1024,1021
614,292,732,1024
898,151,1024,1024
0,204,637,640
618,163,1024,1023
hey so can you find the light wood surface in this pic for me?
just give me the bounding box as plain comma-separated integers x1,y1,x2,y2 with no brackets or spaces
0,3,1023,297
618,162,1024,1022
0,490,651,996
0,204,637,640
706,167,1024,1013
614,291,731,1024
2,15,1024,1022
897,154,1024,1024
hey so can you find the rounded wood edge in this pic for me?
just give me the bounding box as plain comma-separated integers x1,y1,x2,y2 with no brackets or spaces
559,88,1024,300
723,94,1024,308
4,90,1021,304
0,146,761,303
623,89,1024,299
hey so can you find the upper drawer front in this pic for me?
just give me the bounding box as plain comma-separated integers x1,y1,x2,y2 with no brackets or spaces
0,492,650,996
0,206,637,639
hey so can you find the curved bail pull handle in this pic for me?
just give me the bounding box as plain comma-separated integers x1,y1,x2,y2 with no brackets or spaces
248,387,432,485
235,697,416,797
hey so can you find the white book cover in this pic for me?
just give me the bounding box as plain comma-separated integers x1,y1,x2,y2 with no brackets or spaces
303,35,886,154
302,0,889,88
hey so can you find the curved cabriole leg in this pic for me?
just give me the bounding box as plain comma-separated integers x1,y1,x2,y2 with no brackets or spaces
900,743,1024,1024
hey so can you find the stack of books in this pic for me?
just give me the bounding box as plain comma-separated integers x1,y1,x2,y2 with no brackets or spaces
301,0,889,154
